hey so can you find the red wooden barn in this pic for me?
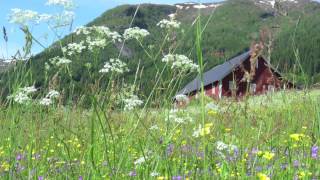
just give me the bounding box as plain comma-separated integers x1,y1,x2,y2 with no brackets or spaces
176,51,292,100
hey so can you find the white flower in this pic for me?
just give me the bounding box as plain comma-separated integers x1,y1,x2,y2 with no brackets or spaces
162,54,198,72
8,86,36,105
75,26,122,43
150,172,160,177
47,90,60,99
87,38,107,51
216,141,229,151
8,8,39,25
50,56,72,66
149,125,160,130
123,95,143,111
62,41,86,56
175,94,189,103
99,58,129,74
21,86,37,94
157,19,181,30
12,92,31,104
134,156,146,165
37,14,53,23
39,98,52,106
123,27,150,40
51,10,75,26
192,124,202,138
166,109,193,124
46,0,75,9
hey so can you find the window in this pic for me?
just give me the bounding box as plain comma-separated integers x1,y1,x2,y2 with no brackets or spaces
268,85,275,93
218,81,222,99
250,83,257,94
229,81,236,90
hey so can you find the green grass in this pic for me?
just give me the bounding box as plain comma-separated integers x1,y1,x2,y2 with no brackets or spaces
0,90,319,179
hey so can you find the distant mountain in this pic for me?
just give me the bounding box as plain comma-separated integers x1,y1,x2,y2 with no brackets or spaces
1,0,320,103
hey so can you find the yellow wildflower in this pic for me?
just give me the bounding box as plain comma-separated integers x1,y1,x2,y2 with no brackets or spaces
290,133,305,141
208,110,217,116
298,171,306,178
225,128,232,133
262,152,275,160
257,173,270,180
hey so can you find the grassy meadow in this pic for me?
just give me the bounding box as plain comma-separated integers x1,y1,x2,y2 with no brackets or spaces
0,90,319,179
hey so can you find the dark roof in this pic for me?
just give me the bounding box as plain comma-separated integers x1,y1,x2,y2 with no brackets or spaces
177,51,251,95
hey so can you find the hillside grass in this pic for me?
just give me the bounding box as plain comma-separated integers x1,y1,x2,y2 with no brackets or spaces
0,89,319,179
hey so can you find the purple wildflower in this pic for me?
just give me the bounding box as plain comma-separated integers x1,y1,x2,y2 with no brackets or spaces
293,160,299,168
16,153,23,161
166,144,174,156
129,170,137,177
172,176,182,180
311,145,318,159
280,163,288,170
38,176,44,180
79,176,83,180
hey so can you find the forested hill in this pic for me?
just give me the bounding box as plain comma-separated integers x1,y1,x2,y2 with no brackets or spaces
1,0,320,103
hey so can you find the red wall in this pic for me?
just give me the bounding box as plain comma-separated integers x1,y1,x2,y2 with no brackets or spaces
189,56,289,99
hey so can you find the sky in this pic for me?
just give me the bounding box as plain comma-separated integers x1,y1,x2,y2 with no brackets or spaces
0,0,222,59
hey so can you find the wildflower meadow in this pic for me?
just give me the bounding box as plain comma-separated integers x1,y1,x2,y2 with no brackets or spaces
0,0,319,179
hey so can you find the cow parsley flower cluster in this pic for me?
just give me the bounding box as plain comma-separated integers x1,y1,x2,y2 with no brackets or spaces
162,54,198,72
50,56,72,66
39,90,60,106
62,41,86,56
123,95,143,111
9,9,43,25
123,27,150,40
166,109,193,124
8,86,37,105
157,19,181,30
175,94,189,104
75,26,122,43
99,58,129,74
46,0,75,9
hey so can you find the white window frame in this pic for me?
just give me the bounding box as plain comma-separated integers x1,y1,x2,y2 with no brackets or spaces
250,83,257,93
218,81,222,99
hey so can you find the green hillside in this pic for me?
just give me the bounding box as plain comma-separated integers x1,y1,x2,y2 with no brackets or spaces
1,0,320,105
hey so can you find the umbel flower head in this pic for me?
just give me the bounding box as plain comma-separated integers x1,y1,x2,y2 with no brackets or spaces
99,58,129,74
157,18,181,30
8,86,37,105
123,27,150,40
162,54,198,72
39,90,60,106
123,95,143,111
46,0,75,9
49,56,72,66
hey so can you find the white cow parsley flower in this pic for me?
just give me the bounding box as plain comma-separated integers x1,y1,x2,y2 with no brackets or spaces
21,86,37,94
8,86,37,105
8,8,39,25
47,90,60,99
50,56,72,66
99,58,129,74
46,0,75,9
123,95,143,111
123,27,150,40
75,26,122,43
162,54,198,72
157,19,181,30
62,41,86,56
12,92,31,104
134,156,146,165
175,94,189,103
150,172,160,177
39,98,53,106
